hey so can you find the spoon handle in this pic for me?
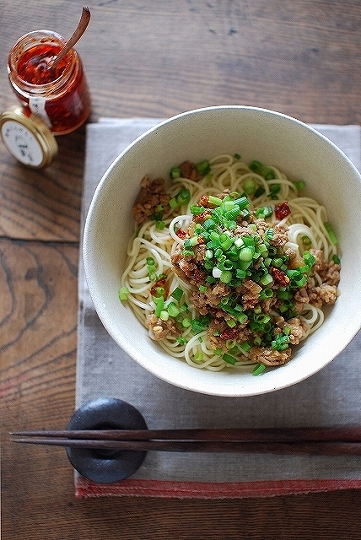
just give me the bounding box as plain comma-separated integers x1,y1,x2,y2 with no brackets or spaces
51,6,91,69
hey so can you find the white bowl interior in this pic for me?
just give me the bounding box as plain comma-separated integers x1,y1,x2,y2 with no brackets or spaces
84,106,361,397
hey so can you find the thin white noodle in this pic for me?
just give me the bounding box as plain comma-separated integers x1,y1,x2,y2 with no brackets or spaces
121,154,338,372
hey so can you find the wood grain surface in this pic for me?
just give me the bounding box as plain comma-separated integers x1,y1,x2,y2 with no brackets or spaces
1,1,361,538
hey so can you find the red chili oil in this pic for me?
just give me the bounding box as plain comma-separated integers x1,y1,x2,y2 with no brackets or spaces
8,31,91,135
17,42,66,85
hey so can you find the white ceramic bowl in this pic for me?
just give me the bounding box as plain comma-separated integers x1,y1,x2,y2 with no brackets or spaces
83,106,361,397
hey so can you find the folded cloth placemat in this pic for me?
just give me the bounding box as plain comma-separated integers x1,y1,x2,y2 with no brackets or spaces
76,118,361,498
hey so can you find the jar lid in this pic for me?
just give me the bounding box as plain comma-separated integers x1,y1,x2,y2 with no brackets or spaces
0,105,58,168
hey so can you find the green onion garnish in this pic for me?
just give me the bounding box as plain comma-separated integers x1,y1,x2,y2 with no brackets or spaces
169,197,179,209
253,363,266,376
249,160,262,173
118,287,129,301
196,159,211,175
262,167,276,180
324,222,338,245
176,188,191,206
243,179,256,194
208,195,223,206
240,341,252,353
293,179,306,191
171,287,184,302
159,310,169,321
254,186,266,198
170,166,181,179
302,235,312,247
223,353,237,365
167,302,180,317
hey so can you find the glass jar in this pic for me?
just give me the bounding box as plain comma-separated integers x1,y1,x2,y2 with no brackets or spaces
7,30,91,135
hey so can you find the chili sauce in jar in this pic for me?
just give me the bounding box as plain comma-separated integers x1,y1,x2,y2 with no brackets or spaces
7,30,91,135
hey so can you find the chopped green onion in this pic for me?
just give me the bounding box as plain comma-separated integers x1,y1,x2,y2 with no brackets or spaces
284,326,291,336
277,289,292,300
176,188,191,206
118,287,130,301
243,179,256,194
332,254,341,265
249,160,262,173
194,351,204,362
159,310,169,321
303,251,316,268
223,353,237,365
240,341,252,353
260,288,273,299
256,206,273,219
253,363,266,376
254,313,271,324
196,159,211,175
203,219,216,230
242,235,255,247
167,302,180,317
191,316,210,334
208,195,223,206
171,287,183,302
254,186,266,198
182,317,191,328
234,153,241,160
233,196,249,211
271,334,289,351
154,296,165,317
236,313,248,325
239,247,254,262
220,235,233,251
170,166,181,179
190,204,205,215
220,270,232,284
182,249,195,257
324,222,338,245
293,179,306,191
302,235,312,247
189,236,200,246
268,183,281,197
262,167,276,180
272,257,283,268
169,197,179,209
260,273,273,286
154,286,165,297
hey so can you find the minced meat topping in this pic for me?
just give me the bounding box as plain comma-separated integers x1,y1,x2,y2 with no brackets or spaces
130,166,340,371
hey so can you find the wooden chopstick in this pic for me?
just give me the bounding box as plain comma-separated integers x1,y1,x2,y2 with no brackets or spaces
10,427,361,456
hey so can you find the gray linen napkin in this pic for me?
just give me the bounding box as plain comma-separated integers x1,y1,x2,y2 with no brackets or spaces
76,119,361,497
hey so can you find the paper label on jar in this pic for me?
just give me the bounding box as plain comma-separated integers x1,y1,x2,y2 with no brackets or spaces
29,97,52,127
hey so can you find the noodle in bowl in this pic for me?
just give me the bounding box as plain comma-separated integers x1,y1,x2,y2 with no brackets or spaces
83,106,361,397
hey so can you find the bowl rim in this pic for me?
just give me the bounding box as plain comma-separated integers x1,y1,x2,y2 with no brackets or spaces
83,105,361,397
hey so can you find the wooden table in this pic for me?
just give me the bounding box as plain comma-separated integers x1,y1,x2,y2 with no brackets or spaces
1,1,361,538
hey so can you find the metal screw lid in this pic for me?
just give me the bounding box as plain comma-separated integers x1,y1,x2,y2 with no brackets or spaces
0,105,58,168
